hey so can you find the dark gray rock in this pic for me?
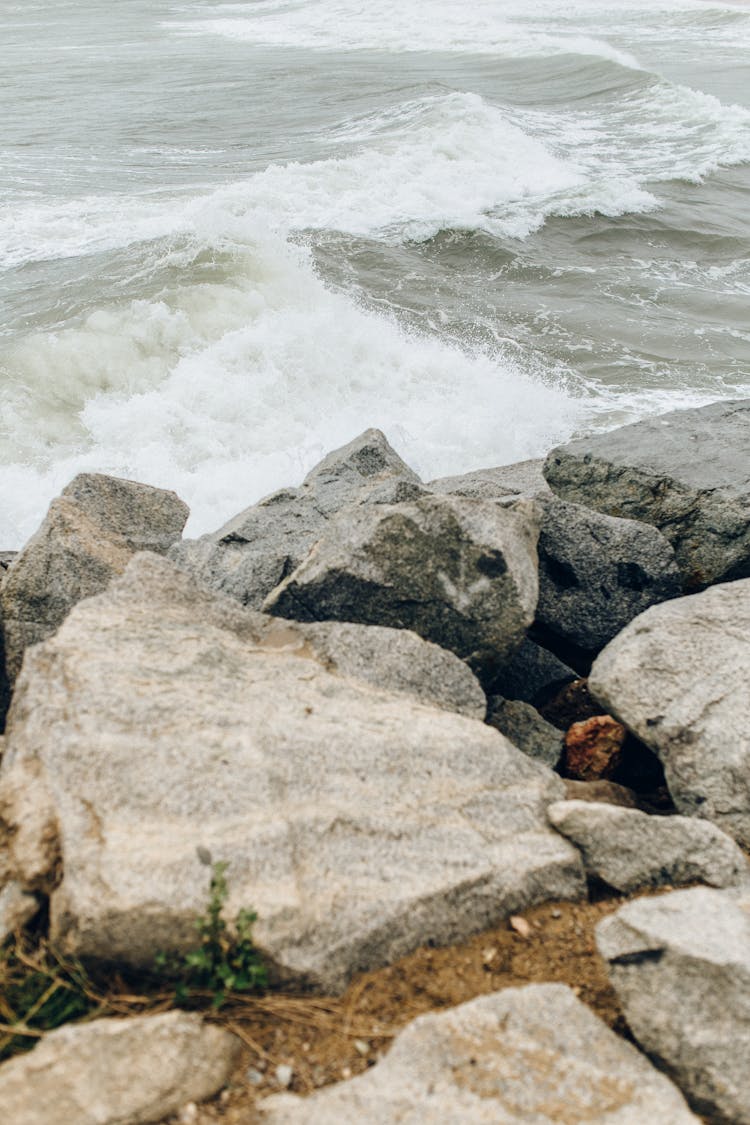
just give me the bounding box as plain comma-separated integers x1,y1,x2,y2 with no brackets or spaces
428,459,551,501
535,496,681,652
263,494,541,682
169,429,419,608
487,697,563,768
1,473,188,682
544,399,750,590
489,637,577,705
597,887,750,1124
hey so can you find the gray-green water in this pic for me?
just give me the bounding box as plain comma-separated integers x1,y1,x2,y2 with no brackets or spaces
2,0,749,543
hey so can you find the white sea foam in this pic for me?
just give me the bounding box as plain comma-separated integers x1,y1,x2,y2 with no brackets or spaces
0,232,587,546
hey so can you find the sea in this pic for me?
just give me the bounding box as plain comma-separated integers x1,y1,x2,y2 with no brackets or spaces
2,0,749,545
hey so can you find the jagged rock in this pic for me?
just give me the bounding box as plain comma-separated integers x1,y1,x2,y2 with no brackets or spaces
562,779,639,809
168,429,419,608
563,715,626,781
239,617,486,719
597,886,750,1124
548,800,748,893
428,458,550,500
486,698,562,768
0,1012,240,1125
264,495,540,683
589,578,750,846
0,881,38,942
535,496,680,652
0,554,582,991
544,399,750,589
0,473,188,682
490,638,577,706
260,984,698,1123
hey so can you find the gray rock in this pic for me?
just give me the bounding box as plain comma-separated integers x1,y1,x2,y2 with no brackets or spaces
589,578,750,846
544,399,750,590
561,779,639,809
0,1011,240,1125
1,473,188,682
260,983,698,1124
264,494,541,684
548,800,748,893
536,496,681,652
169,429,419,608
489,637,577,705
0,553,583,991
596,886,750,1124
0,881,38,942
428,458,550,501
486,698,562,768
253,618,486,720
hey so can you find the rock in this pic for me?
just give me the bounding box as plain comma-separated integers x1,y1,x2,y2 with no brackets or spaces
544,398,750,589
0,612,9,732
588,578,750,846
486,698,562,768
548,800,748,893
0,553,583,991
264,495,540,684
562,779,639,809
427,458,550,500
0,881,39,942
252,617,485,720
596,886,750,1124
563,715,626,781
1,473,188,682
169,429,419,608
0,1011,240,1125
260,984,698,1123
0,553,16,574
535,496,680,652
490,638,577,706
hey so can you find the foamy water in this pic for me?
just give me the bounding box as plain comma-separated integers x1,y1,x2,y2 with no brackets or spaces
1,0,749,545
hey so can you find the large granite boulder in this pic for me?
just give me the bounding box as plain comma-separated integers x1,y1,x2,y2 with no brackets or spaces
0,554,582,992
589,578,750,846
0,473,188,682
169,429,420,608
0,1012,239,1125
264,494,540,684
548,800,748,893
261,984,698,1123
535,496,681,652
544,399,750,589
597,887,750,1124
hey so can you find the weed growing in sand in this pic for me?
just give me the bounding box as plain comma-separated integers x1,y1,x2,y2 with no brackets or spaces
155,861,268,1008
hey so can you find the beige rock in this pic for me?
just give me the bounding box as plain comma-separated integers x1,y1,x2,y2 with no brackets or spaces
1,473,188,682
260,984,698,1123
0,554,582,991
0,881,38,942
589,578,750,845
0,1012,239,1125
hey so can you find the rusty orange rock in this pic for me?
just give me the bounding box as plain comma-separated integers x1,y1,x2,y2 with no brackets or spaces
563,715,627,781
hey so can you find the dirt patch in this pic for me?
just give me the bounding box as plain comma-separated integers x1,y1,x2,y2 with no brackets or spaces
163,893,633,1124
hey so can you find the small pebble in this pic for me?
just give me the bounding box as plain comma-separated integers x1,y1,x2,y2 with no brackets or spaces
275,1064,294,1089
246,1067,265,1087
341,1066,352,1079
179,1104,197,1125
551,908,562,919
354,1039,370,1056
509,915,532,938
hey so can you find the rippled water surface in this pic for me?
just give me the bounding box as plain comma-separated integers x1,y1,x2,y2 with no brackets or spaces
1,0,749,543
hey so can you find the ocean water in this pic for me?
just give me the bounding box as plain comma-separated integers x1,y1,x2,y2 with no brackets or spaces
2,0,749,545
